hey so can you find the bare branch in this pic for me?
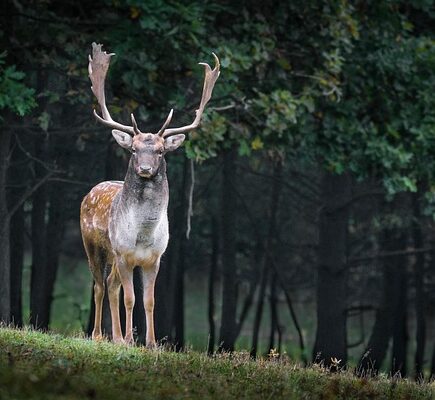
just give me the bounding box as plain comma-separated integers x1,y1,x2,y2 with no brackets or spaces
186,159,195,239
208,103,236,112
13,133,60,173
349,247,435,265
7,171,55,218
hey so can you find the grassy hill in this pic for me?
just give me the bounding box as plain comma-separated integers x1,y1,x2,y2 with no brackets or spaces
0,327,433,400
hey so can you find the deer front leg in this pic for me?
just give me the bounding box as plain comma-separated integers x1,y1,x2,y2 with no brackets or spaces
107,264,123,344
142,262,159,348
117,260,135,345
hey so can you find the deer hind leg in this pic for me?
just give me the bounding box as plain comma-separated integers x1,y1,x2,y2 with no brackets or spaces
116,257,135,345
83,241,106,340
142,261,159,348
92,280,105,341
107,263,123,344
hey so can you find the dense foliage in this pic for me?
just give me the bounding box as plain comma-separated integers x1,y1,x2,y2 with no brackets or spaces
0,53,35,117
5,1,435,188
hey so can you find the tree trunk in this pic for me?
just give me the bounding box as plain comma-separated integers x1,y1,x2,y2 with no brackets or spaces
313,171,351,369
0,129,12,322
43,182,66,328
430,343,435,380
207,217,218,355
29,138,48,329
173,244,185,350
8,134,26,326
29,185,48,328
234,237,263,340
358,199,408,375
391,250,408,377
278,271,307,364
154,244,175,342
268,272,280,354
251,160,282,358
172,158,189,350
250,258,269,357
218,147,238,352
358,261,395,374
389,198,409,378
412,193,426,380
9,201,24,326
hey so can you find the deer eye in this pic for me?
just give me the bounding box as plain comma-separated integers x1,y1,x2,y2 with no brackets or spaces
131,148,136,155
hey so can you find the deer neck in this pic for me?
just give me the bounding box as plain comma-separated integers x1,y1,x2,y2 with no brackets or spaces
119,157,169,220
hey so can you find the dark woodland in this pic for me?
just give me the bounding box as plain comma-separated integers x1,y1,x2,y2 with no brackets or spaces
1,0,435,380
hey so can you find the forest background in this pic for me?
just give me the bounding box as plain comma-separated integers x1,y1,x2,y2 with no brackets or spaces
1,0,435,380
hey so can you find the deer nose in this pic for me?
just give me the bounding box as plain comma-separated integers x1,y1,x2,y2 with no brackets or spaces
139,165,152,174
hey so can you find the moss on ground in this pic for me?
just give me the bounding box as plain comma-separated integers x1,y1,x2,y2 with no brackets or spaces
0,327,433,399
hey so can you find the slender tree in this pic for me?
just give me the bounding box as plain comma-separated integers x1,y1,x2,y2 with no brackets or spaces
251,160,282,358
313,171,351,368
412,192,426,380
0,129,12,322
207,216,219,354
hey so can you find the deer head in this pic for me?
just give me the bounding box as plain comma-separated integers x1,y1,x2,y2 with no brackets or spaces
88,42,220,178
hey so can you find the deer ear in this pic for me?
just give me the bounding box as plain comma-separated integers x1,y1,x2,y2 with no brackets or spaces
112,130,133,150
164,134,185,152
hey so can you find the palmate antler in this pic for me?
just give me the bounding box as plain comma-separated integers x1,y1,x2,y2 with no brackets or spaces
158,53,221,138
88,42,220,137
88,43,137,135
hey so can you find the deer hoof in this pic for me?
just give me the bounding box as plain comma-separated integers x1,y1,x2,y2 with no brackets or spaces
124,335,135,346
92,331,103,341
113,336,125,345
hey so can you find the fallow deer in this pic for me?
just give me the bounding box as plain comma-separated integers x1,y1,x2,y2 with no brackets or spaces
80,43,220,346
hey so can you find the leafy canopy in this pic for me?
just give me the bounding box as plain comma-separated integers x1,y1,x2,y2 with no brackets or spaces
4,0,435,194
0,53,36,117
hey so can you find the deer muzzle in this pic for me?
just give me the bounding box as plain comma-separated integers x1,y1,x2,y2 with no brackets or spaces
137,165,153,178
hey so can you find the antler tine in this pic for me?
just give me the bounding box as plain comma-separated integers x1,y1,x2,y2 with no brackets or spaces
157,109,174,136
131,113,142,136
88,42,135,135
161,53,220,138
